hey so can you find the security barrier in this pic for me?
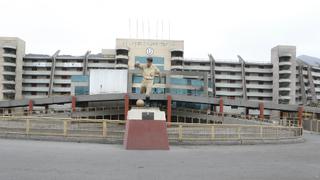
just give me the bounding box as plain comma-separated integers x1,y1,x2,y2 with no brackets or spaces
0,116,302,144
303,119,320,133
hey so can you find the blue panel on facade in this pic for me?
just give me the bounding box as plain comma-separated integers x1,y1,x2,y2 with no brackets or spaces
135,56,164,64
133,75,165,83
71,75,89,82
132,87,140,93
191,79,203,87
175,102,208,110
75,86,89,95
135,56,164,71
157,66,165,71
133,76,143,83
153,88,165,94
170,78,204,87
170,78,188,85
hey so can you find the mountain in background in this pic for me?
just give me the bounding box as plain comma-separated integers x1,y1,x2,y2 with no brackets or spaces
297,55,320,66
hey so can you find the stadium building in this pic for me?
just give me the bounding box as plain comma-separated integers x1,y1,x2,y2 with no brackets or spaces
0,36,320,118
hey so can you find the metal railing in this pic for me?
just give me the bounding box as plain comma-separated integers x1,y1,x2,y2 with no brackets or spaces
303,119,320,133
0,116,125,140
0,116,302,143
168,123,302,142
0,107,304,126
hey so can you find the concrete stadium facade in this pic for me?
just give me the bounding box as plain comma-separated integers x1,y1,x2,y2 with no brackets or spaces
0,37,319,116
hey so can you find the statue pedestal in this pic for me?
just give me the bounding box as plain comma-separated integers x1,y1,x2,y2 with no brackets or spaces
123,107,169,150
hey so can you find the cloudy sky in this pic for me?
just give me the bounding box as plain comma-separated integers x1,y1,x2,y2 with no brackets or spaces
1,0,319,62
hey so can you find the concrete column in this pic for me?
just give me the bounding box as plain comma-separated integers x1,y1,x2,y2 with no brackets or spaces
298,65,307,104
71,96,76,112
127,71,133,93
298,106,304,127
307,66,317,102
28,100,33,113
219,97,223,113
237,55,247,101
167,95,172,127
165,71,171,94
203,72,208,97
259,102,264,120
83,51,91,75
124,94,129,120
208,54,216,97
45,105,49,114
48,50,60,96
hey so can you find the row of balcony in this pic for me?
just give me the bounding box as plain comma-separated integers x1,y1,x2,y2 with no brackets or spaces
244,68,273,73
2,53,16,58
23,70,84,76
246,92,273,97
23,79,71,84
23,87,71,92
23,62,125,68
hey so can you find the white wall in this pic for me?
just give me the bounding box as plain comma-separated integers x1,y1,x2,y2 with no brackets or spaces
89,69,128,94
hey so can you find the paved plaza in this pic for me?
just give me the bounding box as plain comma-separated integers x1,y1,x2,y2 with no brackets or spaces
0,133,319,180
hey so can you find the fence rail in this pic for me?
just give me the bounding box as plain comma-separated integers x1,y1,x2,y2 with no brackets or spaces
303,119,320,133
0,116,302,143
0,107,312,126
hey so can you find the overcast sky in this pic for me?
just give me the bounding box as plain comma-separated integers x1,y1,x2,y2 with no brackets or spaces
1,0,319,62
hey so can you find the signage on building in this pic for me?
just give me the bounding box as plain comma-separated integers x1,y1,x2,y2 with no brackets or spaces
146,47,154,55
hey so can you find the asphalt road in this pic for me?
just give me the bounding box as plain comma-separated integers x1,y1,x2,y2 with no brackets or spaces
0,133,319,180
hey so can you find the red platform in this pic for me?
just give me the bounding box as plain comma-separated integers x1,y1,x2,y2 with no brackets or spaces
124,120,169,150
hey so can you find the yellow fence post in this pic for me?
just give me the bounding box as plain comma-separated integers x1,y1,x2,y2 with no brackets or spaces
237,127,241,140
63,120,68,136
211,126,215,140
260,126,263,139
178,124,183,142
26,119,30,135
102,121,107,137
